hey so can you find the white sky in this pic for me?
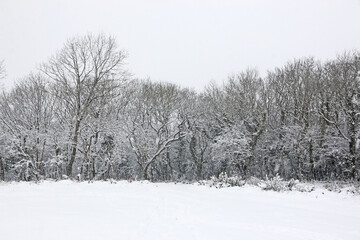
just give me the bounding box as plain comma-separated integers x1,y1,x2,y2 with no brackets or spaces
0,0,360,91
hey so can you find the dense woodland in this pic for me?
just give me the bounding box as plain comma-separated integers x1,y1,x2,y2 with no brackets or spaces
0,34,359,182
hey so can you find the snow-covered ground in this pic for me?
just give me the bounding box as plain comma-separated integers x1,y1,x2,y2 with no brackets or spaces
0,181,359,240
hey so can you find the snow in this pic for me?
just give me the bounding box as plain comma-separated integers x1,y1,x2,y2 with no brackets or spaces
0,181,359,240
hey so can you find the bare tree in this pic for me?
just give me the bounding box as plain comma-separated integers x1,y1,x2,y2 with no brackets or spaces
41,34,128,177
184,92,212,180
0,74,54,180
319,51,360,180
120,80,187,180
205,69,266,178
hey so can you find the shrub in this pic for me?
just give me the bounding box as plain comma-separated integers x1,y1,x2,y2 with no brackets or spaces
209,172,245,188
260,174,285,191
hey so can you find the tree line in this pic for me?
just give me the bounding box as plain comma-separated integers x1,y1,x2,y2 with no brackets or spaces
0,34,359,182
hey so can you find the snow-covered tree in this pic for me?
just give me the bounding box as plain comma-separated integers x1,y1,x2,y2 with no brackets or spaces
41,33,128,177
119,80,187,180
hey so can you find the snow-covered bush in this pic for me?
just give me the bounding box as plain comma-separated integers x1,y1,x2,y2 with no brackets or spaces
258,175,314,192
208,172,245,188
198,172,319,193
260,174,285,191
246,176,262,186
291,183,314,192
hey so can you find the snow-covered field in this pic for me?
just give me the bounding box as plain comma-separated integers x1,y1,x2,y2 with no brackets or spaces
0,181,359,240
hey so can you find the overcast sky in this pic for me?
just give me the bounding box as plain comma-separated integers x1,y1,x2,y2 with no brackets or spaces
0,0,360,91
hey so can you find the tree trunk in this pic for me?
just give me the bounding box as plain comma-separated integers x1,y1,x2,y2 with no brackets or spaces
0,155,5,181
196,161,203,180
349,134,357,180
309,139,315,180
67,119,81,177
39,139,46,174
346,95,357,180
143,164,150,180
